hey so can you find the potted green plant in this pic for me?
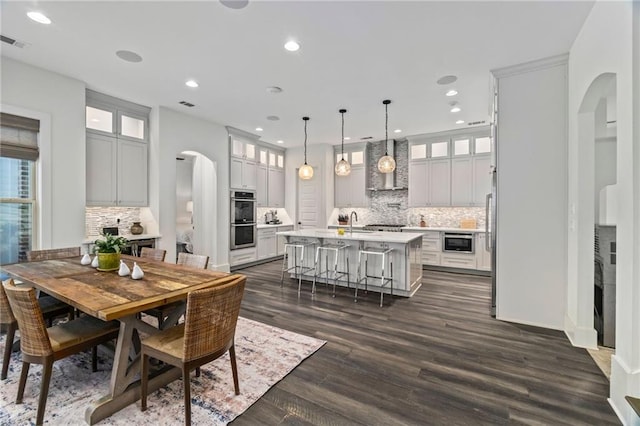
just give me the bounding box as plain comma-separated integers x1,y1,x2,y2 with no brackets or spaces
93,233,129,271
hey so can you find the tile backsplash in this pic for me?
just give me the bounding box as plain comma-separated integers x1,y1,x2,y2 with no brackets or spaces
85,207,141,237
335,206,485,228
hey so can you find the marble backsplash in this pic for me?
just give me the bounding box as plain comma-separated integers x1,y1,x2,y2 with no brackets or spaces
85,207,141,237
334,204,486,228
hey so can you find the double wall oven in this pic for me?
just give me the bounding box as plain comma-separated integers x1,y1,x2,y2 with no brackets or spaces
230,190,257,249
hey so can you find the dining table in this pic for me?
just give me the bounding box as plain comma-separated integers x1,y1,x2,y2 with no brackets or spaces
2,254,244,425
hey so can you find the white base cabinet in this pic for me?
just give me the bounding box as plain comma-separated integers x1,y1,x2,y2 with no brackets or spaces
403,229,490,272
229,247,257,266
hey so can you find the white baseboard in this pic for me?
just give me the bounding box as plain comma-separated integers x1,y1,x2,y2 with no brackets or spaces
210,263,230,272
610,354,640,425
563,313,598,349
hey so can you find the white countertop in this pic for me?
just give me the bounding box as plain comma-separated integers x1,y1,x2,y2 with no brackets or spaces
277,229,423,244
257,223,294,229
402,227,486,233
82,234,161,244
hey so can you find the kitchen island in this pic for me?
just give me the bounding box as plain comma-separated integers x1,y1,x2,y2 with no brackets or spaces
277,229,423,297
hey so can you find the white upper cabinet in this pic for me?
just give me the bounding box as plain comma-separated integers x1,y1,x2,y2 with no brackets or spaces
453,138,471,156
85,90,150,206
408,127,490,207
231,138,256,160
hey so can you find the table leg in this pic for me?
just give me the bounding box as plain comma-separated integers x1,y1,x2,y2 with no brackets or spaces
84,315,181,425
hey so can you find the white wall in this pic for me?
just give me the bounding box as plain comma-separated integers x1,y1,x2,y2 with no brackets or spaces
493,55,568,330
567,1,638,423
152,107,229,270
1,58,86,249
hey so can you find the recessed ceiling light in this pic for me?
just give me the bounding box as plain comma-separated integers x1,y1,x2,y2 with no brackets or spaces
276,140,284,144
437,75,458,85
115,50,143,63
220,0,249,9
266,86,283,94
450,107,461,113
394,129,402,133
456,120,465,124
185,80,199,88
284,40,300,52
27,11,51,24
255,127,263,132
446,90,458,96
266,115,280,121
344,137,351,141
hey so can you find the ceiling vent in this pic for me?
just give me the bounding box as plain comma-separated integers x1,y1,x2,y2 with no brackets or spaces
467,120,486,126
1,34,30,49
179,101,195,108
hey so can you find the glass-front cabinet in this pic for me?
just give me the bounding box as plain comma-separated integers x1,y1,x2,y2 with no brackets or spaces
408,127,491,207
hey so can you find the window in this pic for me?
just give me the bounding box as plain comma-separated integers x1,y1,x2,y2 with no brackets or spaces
0,113,39,263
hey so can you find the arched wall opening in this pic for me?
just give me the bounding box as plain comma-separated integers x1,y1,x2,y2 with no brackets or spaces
175,150,217,267
570,72,617,350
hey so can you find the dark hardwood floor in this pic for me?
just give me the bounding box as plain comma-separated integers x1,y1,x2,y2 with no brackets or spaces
232,260,619,425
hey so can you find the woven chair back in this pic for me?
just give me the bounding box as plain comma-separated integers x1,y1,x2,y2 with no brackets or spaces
2,280,53,357
0,279,17,325
26,247,80,262
182,276,246,362
177,252,209,270
140,248,167,262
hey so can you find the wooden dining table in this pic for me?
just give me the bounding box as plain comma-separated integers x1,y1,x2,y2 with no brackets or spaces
2,255,244,425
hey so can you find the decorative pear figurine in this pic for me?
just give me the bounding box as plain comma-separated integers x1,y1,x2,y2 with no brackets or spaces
81,253,92,265
91,255,100,268
131,262,144,280
118,260,130,277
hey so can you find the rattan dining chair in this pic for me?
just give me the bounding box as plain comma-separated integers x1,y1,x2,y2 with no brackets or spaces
2,279,120,426
1,279,72,380
140,247,167,262
141,276,246,426
144,252,210,329
26,246,81,261
177,252,209,269
26,247,80,320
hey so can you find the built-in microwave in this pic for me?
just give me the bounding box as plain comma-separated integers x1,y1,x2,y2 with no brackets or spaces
443,233,474,253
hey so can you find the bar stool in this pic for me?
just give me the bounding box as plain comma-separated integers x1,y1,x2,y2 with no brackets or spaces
281,240,316,295
312,242,350,297
355,245,393,307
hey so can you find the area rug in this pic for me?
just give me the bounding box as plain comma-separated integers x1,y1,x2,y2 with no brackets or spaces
0,317,325,425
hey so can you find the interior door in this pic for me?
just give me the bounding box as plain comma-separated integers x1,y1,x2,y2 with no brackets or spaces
296,166,320,230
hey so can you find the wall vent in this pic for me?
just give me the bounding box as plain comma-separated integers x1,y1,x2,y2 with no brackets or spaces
179,101,195,108
1,34,30,49
467,120,486,126
360,136,373,140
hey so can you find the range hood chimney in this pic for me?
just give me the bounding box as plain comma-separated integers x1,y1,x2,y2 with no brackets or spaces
368,138,407,192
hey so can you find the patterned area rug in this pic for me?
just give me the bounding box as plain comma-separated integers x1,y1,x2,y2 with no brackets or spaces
0,317,325,425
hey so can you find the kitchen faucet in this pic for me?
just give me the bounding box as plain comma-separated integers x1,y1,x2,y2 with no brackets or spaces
349,211,358,234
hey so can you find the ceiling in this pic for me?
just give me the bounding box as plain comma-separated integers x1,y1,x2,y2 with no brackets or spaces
1,1,594,147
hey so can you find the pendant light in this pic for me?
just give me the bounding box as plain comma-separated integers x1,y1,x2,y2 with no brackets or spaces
377,99,396,173
298,116,314,180
335,108,351,176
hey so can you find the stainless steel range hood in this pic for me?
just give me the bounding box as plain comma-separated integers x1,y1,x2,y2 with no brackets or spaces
368,138,407,191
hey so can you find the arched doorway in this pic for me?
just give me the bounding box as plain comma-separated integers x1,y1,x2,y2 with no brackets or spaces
175,150,217,267
570,72,617,352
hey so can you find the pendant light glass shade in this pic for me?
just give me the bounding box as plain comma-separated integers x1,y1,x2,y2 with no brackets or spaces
299,116,314,180
378,99,396,174
335,108,351,176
